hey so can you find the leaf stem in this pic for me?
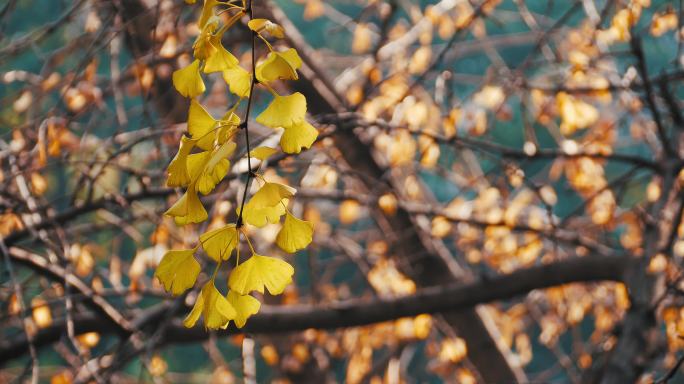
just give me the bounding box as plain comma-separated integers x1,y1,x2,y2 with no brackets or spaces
236,0,258,228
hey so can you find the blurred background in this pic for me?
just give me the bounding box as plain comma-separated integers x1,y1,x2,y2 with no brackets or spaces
1,0,683,383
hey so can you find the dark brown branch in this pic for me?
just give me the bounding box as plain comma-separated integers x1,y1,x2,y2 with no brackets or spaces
0,254,628,364
8,247,133,332
659,77,684,130
656,352,684,384
630,36,674,157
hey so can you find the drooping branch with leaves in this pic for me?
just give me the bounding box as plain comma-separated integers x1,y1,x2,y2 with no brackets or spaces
158,0,316,330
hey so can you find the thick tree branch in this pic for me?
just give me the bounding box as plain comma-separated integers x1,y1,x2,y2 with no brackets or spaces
0,254,628,363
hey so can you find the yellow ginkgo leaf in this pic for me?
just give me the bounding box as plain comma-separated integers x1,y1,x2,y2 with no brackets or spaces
280,120,318,154
166,135,195,187
222,66,251,98
183,281,236,329
249,182,296,207
206,140,236,171
192,20,218,60
204,38,239,73
242,201,288,228
197,159,229,195
154,248,201,295
165,185,208,225
255,48,302,83
217,111,241,144
247,18,285,38
187,151,212,182
250,146,278,161
276,212,314,253
188,100,217,150
227,290,261,328
228,254,294,295
183,291,204,328
198,0,221,29
172,59,205,98
255,93,307,129
200,224,238,262
240,182,296,227
196,141,235,195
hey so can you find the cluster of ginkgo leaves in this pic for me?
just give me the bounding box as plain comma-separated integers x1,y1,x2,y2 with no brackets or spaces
155,0,317,330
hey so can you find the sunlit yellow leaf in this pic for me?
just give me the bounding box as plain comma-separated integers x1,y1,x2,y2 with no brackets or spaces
188,100,217,151
240,182,296,227
204,38,239,73
165,186,208,225
216,111,241,144
197,160,229,195
187,151,212,181
222,65,251,97
255,92,307,129
154,248,201,295
243,202,287,228
192,22,218,60
166,136,195,187
184,281,236,329
248,18,285,38
196,141,236,195
172,59,205,98
200,224,238,261
276,212,313,253
250,146,278,160
280,120,318,154
228,254,294,295
255,48,302,83
227,290,261,328
198,0,221,29
184,142,234,195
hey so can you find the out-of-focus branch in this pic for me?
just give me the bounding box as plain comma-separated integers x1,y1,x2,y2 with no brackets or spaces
630,36,674,157
8,247,133,332
317,112,662,172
